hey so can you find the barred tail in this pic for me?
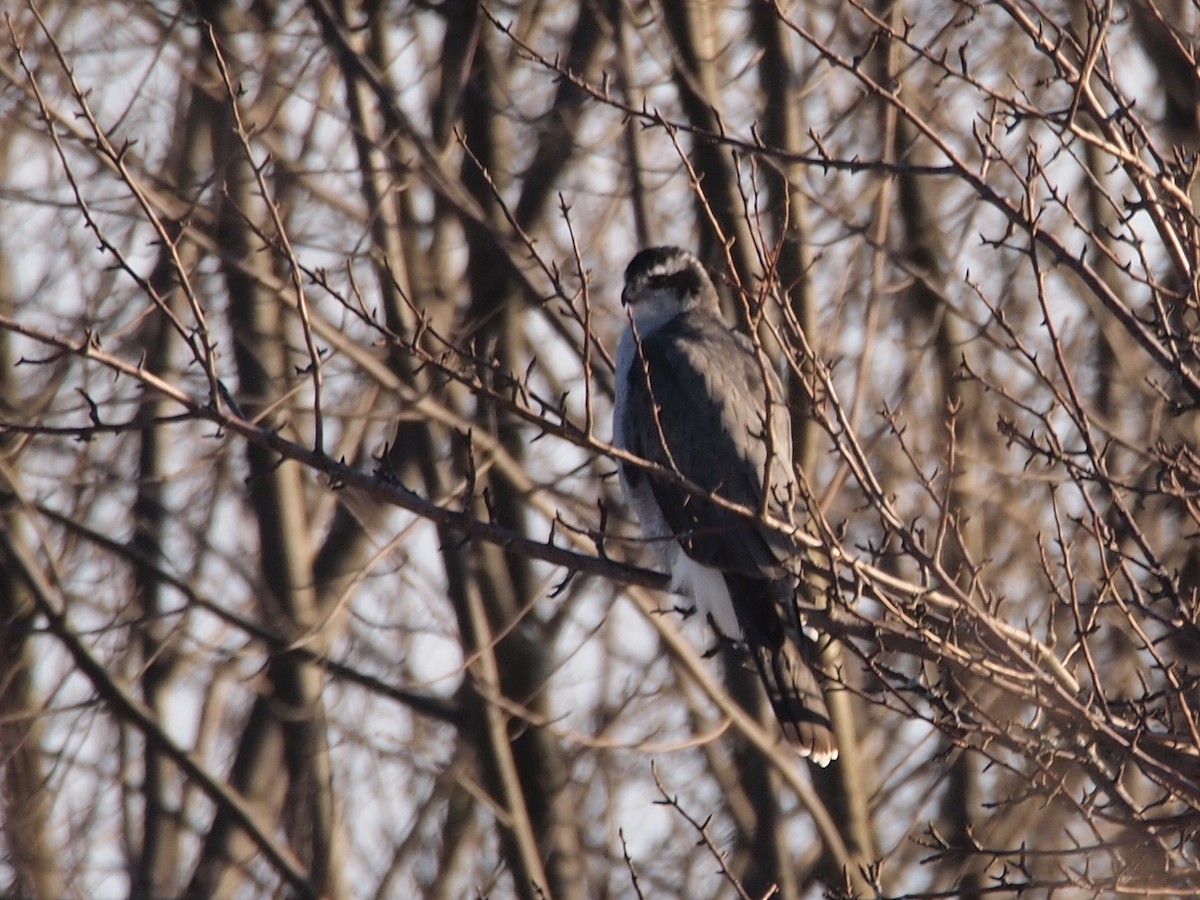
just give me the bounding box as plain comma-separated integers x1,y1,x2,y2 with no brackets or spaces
746,634,838,766
727,573,838,766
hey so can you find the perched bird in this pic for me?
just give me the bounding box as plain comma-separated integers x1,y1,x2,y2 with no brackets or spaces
612,246,837,766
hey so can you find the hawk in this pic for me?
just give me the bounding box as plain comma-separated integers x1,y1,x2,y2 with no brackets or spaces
612,246,837,766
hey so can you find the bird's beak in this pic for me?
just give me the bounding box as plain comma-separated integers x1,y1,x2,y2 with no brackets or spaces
620,286,631,307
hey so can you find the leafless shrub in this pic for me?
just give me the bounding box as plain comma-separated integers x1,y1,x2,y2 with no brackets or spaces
2,1,1199,897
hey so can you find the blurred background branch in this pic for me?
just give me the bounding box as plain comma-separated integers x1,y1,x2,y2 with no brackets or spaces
2,0,1200,896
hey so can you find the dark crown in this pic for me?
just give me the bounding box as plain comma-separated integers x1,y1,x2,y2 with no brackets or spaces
624,246,708,298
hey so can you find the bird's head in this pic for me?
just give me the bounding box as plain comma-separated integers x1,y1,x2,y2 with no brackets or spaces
621,246,720,329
